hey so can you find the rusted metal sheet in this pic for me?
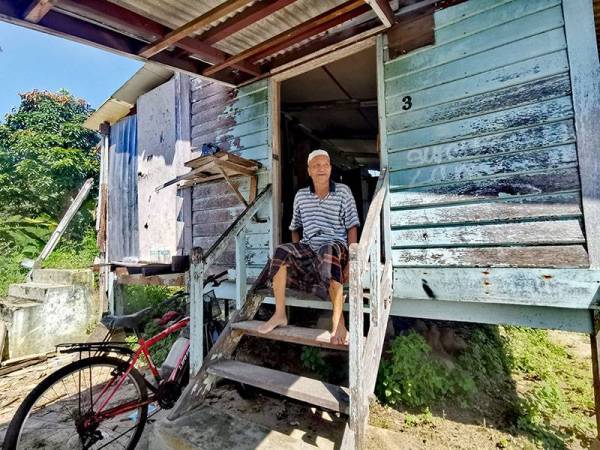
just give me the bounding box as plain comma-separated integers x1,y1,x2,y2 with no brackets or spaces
381,0,589,279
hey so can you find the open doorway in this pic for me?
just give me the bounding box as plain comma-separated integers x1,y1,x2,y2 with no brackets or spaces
278,46,380,242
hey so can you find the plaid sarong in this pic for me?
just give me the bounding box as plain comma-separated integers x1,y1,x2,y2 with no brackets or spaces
267,241,349,300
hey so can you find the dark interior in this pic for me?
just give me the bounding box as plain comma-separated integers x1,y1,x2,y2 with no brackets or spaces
279,46,380,242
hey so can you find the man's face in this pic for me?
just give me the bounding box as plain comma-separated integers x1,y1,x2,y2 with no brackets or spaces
307,155,331,185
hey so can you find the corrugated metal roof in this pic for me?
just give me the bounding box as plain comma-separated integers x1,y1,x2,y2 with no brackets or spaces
84,62,173,130
108,0,364,55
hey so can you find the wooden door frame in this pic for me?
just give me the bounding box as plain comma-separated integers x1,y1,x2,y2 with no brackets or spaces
268,35,380,248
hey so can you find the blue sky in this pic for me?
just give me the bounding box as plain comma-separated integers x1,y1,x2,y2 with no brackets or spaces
0,20,143,118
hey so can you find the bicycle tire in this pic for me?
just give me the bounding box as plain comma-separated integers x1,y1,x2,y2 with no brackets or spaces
4,355,148,450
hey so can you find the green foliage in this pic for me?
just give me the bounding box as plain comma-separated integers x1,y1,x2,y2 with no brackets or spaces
122,286,183,367
0,90,99,279
0,90,99,220
376,331,476,408
300,346,331,379
0,214,56,257
43,228,98,269
122,285,180,315
0,251,28,297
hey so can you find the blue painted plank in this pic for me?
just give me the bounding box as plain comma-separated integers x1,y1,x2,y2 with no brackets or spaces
434,0,513,28
387,72,571,133
390,298,593,333
435,0,561,44
386,51,569,119
388,120,575,170
389,168,581,208
392,267,600,308
390,144,577,188
385,28,566,98
392,245,589,268
385,6,564,77
388,96,573,152
390,192,581,227
390,219,584,248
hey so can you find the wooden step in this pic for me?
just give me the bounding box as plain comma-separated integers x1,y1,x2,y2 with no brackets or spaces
231,320,349,351
207,360,349,414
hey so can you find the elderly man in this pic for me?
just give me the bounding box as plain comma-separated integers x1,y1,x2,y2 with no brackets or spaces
257,149,360,345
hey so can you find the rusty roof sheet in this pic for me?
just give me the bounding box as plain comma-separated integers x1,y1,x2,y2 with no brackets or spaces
108,0,368,55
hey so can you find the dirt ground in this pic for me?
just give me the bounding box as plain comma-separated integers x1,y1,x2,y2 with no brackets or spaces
0,329,595,449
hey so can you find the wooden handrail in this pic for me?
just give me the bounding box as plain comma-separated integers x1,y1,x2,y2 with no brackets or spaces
188,183,271,375
357,169,388,263
345,168,390,449
203,184,272,268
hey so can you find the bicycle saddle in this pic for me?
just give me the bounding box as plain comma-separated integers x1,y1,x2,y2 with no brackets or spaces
101,307,152,331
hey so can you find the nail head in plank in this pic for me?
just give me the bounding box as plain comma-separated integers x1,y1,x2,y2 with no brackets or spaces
207,360,350,413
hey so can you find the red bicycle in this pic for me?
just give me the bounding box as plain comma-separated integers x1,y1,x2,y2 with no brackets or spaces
3,271,229,450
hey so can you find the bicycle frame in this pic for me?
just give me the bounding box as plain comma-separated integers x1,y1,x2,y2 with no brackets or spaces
90,316,190,422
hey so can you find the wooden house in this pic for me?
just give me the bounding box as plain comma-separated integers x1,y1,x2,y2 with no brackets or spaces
3,0,600,447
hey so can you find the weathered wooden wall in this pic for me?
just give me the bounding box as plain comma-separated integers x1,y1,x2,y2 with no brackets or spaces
107,115,139,262
188,78,271,276
380,0,600,308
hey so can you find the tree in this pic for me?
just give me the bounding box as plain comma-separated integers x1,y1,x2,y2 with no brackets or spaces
0,90,99,218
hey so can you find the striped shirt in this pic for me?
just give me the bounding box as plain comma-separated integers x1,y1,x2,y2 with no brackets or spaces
290,180,360,251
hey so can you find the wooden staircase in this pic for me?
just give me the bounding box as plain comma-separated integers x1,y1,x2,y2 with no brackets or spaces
169,170,392,449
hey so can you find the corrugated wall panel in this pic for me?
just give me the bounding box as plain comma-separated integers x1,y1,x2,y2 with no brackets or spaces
189,78,271,277
108,115,139,261
382,0,588,271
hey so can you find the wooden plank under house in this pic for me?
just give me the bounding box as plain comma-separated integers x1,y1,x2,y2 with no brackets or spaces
5,0,600,448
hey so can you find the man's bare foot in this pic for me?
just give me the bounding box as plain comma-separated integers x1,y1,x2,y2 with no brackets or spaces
257,314,288,334
330,322,349,345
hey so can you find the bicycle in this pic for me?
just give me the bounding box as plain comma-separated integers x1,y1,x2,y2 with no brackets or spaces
3,270,229,450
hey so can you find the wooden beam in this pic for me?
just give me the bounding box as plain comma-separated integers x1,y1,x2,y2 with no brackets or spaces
248,4,371,64
139,0,254,58
283,99,377,112
563,0,600,268
203,0,367,76
23,0,55,22
266,16,380,71
364,0,394,27
590,311,600,449
386,5,434,59
200,0,298,45
57,0,259,77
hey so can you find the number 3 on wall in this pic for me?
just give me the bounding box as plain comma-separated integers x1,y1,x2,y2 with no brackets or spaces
402,95,412,110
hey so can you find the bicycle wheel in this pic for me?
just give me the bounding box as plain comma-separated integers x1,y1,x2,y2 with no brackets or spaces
4,355,148,450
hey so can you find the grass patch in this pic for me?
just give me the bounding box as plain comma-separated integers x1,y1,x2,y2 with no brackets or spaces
0,251,28,296
375,324,594,449
503,327,594,448
43,228,98,269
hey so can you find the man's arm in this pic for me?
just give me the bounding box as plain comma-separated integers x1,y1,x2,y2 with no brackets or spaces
292,230,301,243
347,226,358,245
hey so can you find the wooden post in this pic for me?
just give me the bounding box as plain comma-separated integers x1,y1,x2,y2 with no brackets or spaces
98,122,110,314
369,217,381,328
235,230,247,310
348,243,365,448
591,311,600,450
189,247,205,376
563,0,600,268
32,178,94,271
